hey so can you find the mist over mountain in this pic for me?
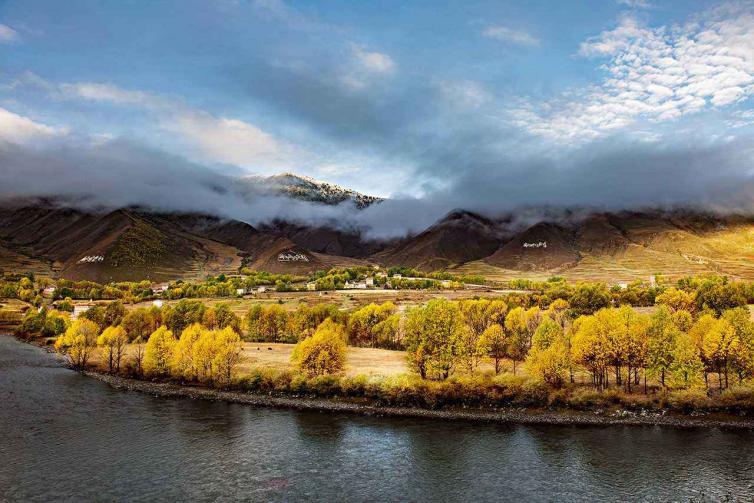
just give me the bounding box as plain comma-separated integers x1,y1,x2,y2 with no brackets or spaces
2,131,754,243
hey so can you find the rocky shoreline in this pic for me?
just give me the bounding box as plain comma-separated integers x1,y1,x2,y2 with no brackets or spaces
85,370,754,430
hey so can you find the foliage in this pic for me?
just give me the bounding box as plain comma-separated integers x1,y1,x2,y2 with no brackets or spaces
143,326,176,376
291,318,347,377
97,325,128,372
54,318,99,367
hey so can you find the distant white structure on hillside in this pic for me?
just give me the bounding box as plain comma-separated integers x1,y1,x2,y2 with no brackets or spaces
277,251,309,262
77,255,104,264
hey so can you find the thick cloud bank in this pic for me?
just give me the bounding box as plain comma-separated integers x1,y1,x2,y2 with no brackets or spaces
1,131,753,240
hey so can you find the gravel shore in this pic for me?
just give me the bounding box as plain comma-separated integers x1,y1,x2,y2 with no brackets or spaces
85,370,754,430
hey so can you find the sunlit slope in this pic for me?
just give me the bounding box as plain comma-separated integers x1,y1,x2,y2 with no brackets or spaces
455,214,754,282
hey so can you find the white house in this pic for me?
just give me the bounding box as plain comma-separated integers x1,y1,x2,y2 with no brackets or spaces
306,282,317,291
152,283,169,294
365,277,374,286
236,288,247,296
152,299,164,308
257,286,267,293
72,303,96,319
392,274,402,279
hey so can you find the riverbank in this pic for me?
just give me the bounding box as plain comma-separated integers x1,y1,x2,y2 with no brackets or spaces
84,369,754,430
8,333,754,429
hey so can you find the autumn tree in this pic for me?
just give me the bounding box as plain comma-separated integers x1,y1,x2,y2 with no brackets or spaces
143,326,176,376
478,324,507,374
97,325,128,373
404,299,467,380
104,301,127,327
54,318,99,367
202,303,240,332
122,307,160,342
132,336,146,376
569,283,611,316
504,307,538,374
291,318,347,377
669,330,705,389
192,326,243,386
348,302,397,347
526,319,569,388
163,299,206,334
646,307,675,388
246,304,291,342
655,287,695,313
170,323,204,380
722,307,754,383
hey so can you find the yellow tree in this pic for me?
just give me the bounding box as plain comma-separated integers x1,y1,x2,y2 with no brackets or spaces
348,302,397,347
722,307,754,383
97,325,128,373
669,330,705,389
211,327,243,387
291,318,347,377
132,335,146,376
478,324,507,374
571,315,610,389
404,299,467,380
701,317,738,390
646,307,675,389
527,317,569,387
504,307,529,375
655,287,696,313
143,326,176,376
689,314,721,388
170,323,204,380
55,318,99,368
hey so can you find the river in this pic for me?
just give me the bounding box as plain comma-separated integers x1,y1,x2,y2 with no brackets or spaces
2,334,754,502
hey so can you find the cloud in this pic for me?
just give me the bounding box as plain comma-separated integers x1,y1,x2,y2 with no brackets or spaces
162,109,285,167
0,23,17,43
0,107,64,144
513,6,754,141
616,0,653,9
351,45,395,74
59,82,158,107
482,25,540,47
45,78,296,169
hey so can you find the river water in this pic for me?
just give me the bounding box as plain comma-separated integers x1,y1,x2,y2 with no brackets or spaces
2,335,754,502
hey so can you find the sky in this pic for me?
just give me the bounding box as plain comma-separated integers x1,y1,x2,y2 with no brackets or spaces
1,0,754,237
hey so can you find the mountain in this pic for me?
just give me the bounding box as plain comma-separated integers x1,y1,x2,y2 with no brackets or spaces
372,210,502,271
452,210,754,282
245,173,382,208
0,203,369,282
3,177,754,284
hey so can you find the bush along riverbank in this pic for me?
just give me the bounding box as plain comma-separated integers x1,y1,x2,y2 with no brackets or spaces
83,367,754,429
9,330,754,428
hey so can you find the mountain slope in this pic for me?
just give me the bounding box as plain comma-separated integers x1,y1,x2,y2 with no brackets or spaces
0,205,368,281
372,210,502,271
